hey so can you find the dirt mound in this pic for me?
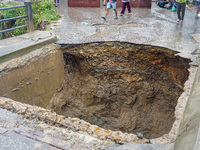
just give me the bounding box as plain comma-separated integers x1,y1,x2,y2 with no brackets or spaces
47,42,190,139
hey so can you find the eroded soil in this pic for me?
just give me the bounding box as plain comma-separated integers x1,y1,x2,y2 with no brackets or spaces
48,42,190,139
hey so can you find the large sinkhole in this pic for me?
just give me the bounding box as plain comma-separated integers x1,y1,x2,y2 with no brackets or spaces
46,42,190,139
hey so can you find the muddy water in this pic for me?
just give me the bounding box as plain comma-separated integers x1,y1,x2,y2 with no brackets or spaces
47,42,190,139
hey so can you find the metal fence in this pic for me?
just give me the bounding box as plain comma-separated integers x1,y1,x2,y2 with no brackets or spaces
0,2,34,34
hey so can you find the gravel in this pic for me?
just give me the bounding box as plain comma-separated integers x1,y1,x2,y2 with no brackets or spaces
0,134,40,150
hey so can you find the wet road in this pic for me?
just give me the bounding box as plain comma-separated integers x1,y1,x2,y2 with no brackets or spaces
0,2,199,150
54,1,200,64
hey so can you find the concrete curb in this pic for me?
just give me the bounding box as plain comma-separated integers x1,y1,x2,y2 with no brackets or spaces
173,63,200,150
0,31,57,62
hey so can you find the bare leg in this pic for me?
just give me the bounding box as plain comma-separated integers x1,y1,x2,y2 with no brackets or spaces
104,0,106,5
105,8,110,19
196,5,200,18
114,9,118,17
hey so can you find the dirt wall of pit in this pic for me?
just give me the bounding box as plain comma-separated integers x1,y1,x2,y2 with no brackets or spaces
47,42,191,139
0,44,65,108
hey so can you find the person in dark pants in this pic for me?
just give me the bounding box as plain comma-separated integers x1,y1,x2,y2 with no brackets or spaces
120,0,131,16
176,0,187,23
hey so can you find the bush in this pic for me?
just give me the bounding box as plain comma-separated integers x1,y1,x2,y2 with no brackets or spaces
0,0,60,40
32,0,60,28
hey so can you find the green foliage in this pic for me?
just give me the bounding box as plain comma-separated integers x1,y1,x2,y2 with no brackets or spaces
0,2,26,39
0,0,60,40
32,0,60,28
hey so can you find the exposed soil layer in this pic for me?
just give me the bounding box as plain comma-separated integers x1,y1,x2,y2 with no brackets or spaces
48,42,190,139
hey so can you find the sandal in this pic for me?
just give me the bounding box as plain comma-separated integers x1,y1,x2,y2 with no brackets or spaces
101,17,106,20
177,19,183,23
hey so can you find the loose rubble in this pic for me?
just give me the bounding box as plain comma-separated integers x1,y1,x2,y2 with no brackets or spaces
0,97,149,144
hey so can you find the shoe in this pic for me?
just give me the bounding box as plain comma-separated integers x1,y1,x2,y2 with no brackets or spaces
114,17,118,19
195,16,199,19
101,17,106,20
120,14,123,16
129,12,132,15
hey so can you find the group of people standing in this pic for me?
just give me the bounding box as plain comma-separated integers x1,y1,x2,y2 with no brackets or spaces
101,0,132,20
102,0,200,23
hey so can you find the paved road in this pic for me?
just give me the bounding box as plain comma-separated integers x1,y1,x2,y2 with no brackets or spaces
0,1,200,150
52,3,200,149
0,108,90,150
54,1,200,64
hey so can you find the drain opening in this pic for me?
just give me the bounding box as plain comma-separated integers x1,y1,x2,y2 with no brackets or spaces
48,42,190,139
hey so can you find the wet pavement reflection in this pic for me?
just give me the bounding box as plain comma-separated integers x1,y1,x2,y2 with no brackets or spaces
54,0,200,63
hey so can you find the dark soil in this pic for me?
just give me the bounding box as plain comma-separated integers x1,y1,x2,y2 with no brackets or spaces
47,42,190,139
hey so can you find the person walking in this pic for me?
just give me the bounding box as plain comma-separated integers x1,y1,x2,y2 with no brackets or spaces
120,0,131,16
102,0,118,20
195,0,200,18
176,0,187,23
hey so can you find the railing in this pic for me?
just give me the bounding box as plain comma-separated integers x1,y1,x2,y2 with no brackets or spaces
0,2,34,34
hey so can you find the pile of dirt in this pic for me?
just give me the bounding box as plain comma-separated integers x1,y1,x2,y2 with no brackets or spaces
47,42,190,139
